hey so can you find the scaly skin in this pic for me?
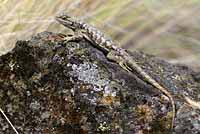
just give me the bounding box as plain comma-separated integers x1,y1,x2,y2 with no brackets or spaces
55,13,176,129
55,13,122,53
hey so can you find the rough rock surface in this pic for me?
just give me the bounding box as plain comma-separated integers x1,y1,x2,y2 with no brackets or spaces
0,31,199,134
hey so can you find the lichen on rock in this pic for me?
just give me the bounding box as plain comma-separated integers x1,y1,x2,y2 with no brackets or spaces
0,31,199,133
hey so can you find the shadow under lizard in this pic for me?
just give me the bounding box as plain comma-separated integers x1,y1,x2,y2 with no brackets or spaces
55,13,176,129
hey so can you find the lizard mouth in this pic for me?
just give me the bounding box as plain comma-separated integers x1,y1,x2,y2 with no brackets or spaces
55,15,74,28
55,12,73,25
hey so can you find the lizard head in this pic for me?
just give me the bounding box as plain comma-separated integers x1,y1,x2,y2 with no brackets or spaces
56,12,80,31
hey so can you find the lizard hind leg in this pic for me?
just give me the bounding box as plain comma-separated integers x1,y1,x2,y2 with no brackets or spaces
107,50,132,73
119,61,132,73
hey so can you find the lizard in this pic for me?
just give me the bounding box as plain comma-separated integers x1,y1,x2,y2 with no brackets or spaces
55,13,176,129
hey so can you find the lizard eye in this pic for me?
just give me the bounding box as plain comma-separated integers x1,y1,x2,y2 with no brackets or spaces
61,15,67,19
57,12,70,19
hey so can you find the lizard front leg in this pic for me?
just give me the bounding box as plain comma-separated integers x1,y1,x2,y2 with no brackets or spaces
63,29,85,43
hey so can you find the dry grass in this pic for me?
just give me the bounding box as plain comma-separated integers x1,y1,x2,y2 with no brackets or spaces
0,0,200,70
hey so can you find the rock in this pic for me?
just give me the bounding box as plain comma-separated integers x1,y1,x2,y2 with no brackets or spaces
0,31,199,134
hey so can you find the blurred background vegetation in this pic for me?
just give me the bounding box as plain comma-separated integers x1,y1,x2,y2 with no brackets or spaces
0,0,200,71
